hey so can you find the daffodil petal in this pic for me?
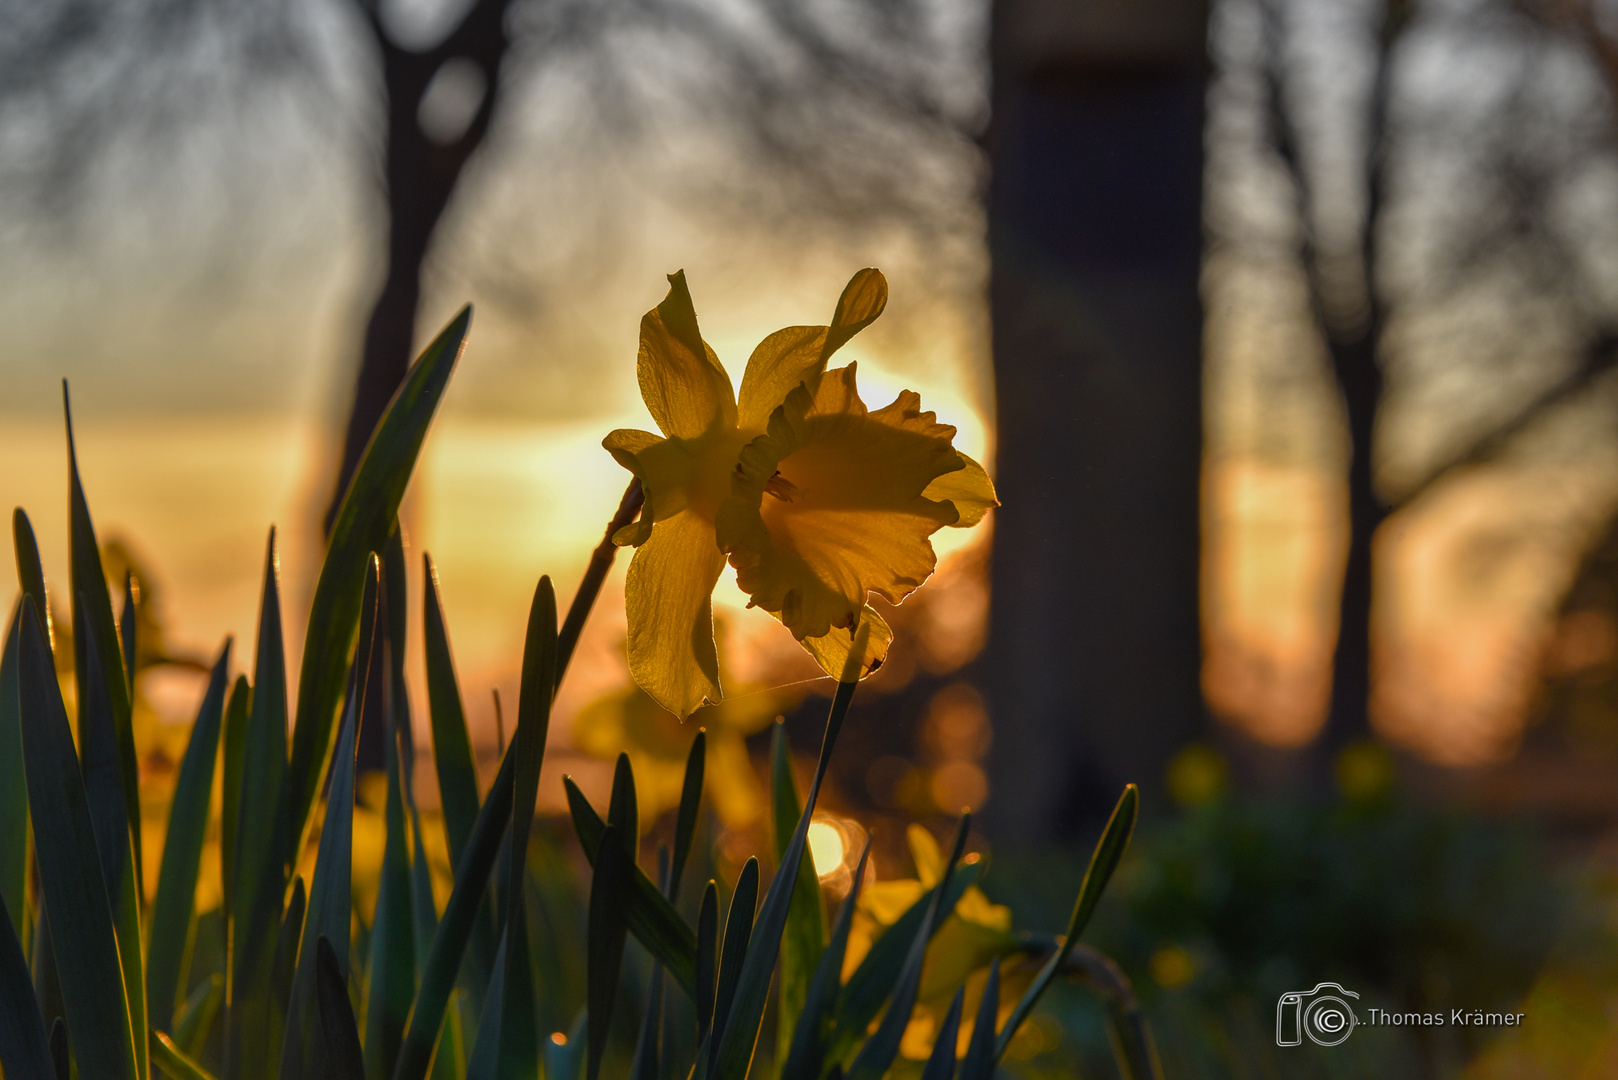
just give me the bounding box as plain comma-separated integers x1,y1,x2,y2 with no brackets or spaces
821,267,888,360
922,450,998,528
624,510,726,718
717,364,962,641
734,268,889,431
638,270,737,440
736,325,828,432
604,428,699,545
797,605,892,681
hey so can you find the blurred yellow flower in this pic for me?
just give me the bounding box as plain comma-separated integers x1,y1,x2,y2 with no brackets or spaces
572,631,801,829
604,269,997,717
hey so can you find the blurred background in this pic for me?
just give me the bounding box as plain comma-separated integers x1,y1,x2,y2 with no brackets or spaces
10,0,1618,1073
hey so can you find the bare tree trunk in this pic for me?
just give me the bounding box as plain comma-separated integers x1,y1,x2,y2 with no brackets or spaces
329,0,513,529
333,0,513,771
983,0,1210,842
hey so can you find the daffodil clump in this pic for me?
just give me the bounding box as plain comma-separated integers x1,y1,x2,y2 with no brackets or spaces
603,269,997,717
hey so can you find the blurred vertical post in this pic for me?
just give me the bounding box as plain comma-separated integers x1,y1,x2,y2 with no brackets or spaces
984,0,1208,839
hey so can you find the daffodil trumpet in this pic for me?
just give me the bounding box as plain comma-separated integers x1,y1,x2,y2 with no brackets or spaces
604,268,998,718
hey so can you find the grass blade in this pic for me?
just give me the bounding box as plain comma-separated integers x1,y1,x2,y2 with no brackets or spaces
279,559,373,1079
956,958,999,1080
228,530,292,1078
695,881,718,1050
830,865,977,1060
563,778,698,994
12,509,47,619
711,857,759,1056
770,724,824,1061
0,887,52,1080
586,825,631,1080
608,753,639,859
390,749,515,1080
74,596,153,1078
120,574,137,692
286,309,470,863
921,989,965,1080
423,554,479,870
670,729,705,904
0,604,28,937
316,937,366,1080
173,975,223,1057
16,604,137,1079
220,675,250,937
846,817,971,1080
152,1030,220,1080
63,387,142,889
496,578,557,1077
148,640,231,1029
709,673,859,1080
994,784,1138,1062
364,670,416,1080
780,840,869,1080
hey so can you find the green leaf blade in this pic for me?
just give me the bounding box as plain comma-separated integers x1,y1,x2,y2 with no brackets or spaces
16,604,138,1080
286,309,470,856
148,641,231,1030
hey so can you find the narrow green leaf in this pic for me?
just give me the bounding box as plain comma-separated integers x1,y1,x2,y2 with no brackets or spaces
50,1017,67,1080
770,723,823,1064
563,777,698,995
152,1030,221,1080
220,676,251,935
173,975,223,1057
391,747,515,1080
630,847,671,1080
464,930,507,1080
286,310,470,859
956,960,999,1080
0,604,29,935
75,611,148,1078
16,604,137,1080
586,826,631,1080
919,989,965,1080
63,387,142,888
266,875,308,1065
607,753,638,860
846,817,971,1080
0,886,52,1080
710,857,759,1059
994,784,1138,1061
496,578,557,1078
148,641,231,1030
364,675,416,1080
74,599,131,911
12,509,47,618
280,559,373,1079
709,679,856,1080
423,554,479,870
830,865,978,1059
780,840,869,1080
228,530,291,1079
630,965,665,1080
120,574,137,692
316,937,366,1079
670,729,705,904
696,881,718,1051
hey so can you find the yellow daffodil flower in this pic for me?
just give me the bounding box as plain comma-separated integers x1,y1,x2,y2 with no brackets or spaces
604,268,998,717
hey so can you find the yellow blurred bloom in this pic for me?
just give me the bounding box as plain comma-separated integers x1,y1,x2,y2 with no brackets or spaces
572,632,801,829
604,269,997,717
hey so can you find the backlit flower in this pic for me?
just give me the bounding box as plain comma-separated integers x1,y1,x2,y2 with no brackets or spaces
604,268,997,717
